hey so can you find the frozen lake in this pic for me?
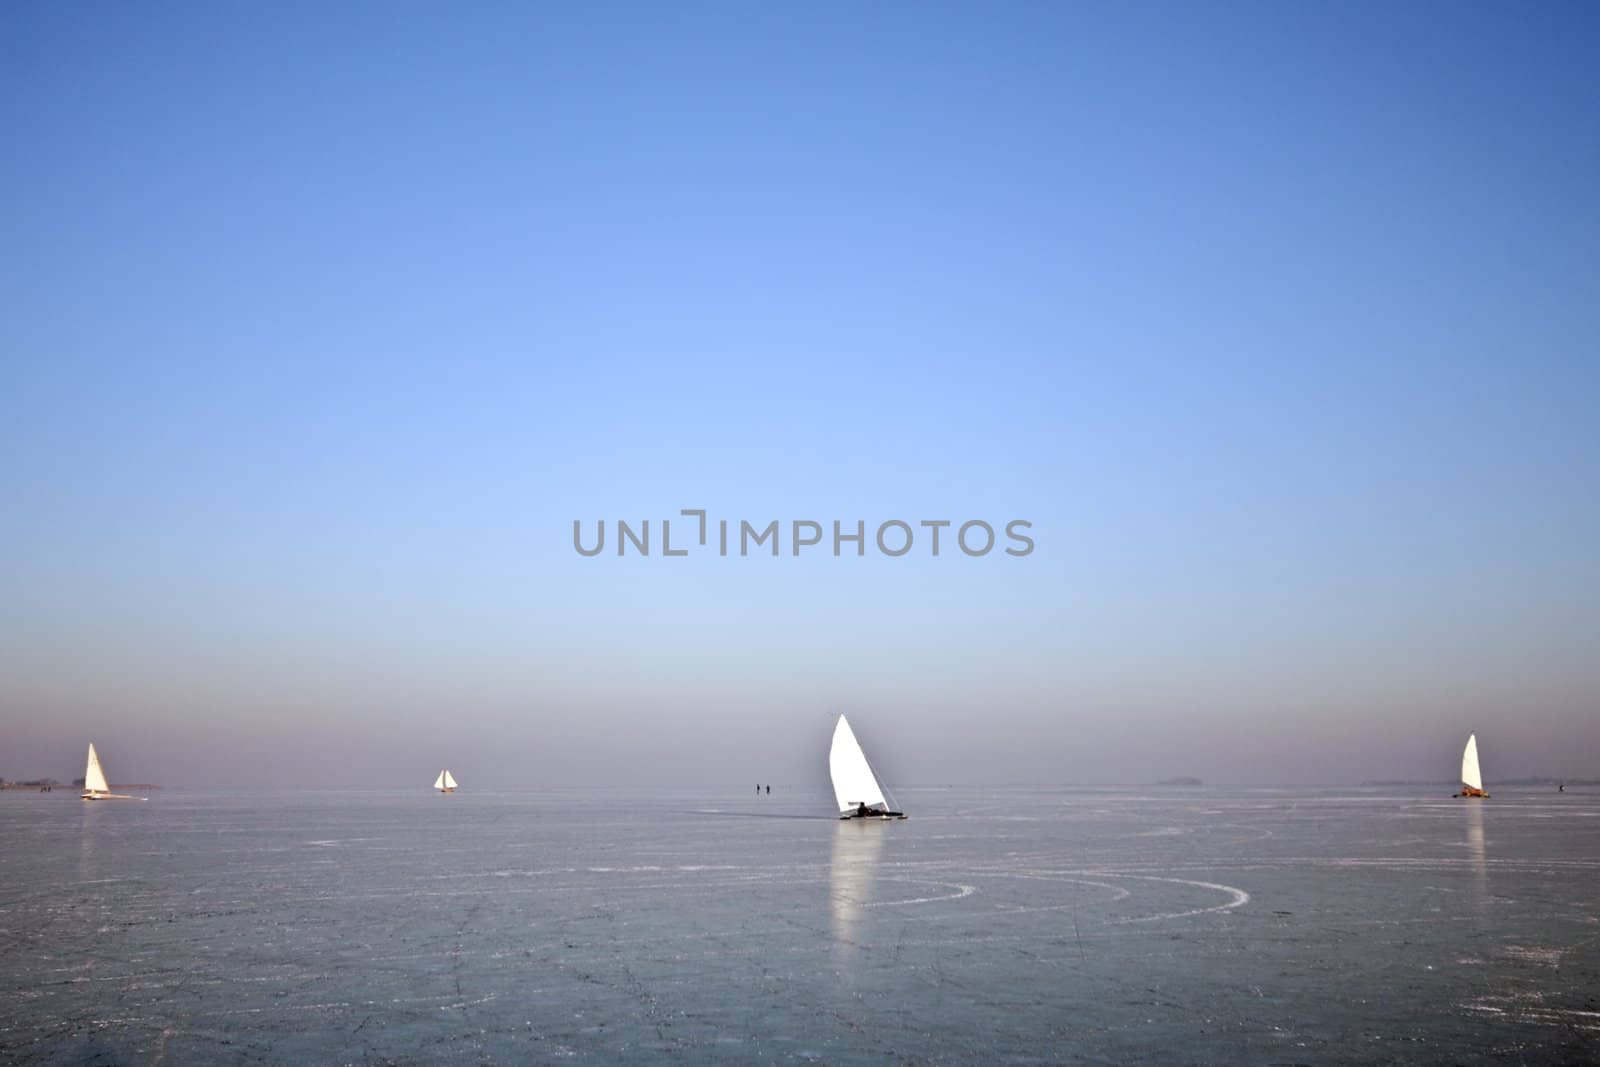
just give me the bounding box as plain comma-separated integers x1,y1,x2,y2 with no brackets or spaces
1,786,1596,1063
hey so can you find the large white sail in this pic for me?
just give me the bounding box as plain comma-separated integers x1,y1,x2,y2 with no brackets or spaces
442,770,457,790
1461,734,1483,791
84,743,109,795
433,770,446,790
829,715,888,814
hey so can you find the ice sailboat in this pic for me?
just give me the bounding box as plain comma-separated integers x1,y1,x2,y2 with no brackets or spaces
829,715,905,820
1455,733,1490,798
433,769,458,794
81,743,140,800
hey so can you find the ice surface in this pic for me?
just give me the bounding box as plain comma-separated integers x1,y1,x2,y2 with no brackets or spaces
1,787,1597,1063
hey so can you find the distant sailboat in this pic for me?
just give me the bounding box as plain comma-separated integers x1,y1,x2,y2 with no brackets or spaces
829,715,905,820
433,769,458,794
81,743,140,801
1455,733,1490,798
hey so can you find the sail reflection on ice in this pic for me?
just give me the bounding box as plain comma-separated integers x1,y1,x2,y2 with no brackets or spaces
829,822,885,967
1465,801,1487,899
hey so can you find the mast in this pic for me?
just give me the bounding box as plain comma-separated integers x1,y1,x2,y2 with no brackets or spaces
1456,733,1489,797
829,716,903,818
83,743,109,796
81,743,140,799
1462,734,1483,791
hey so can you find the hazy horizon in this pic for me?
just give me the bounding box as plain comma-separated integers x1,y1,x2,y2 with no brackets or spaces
3,4,1598,790
4,713,1594,793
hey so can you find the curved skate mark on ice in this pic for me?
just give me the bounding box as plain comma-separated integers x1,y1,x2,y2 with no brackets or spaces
1461,996,1600,1032
441,993,499,1010
991,876,1132,912
1215,822,1274,843
1501,945,1564,967
862,880,976,908
1253,856,1600,873
1099,874,1250,923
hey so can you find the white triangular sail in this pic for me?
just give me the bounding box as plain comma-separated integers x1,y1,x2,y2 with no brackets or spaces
1461,734,1483,791
442,770,457,790
829,715,888,815
433,770,447,790
84,743,109,795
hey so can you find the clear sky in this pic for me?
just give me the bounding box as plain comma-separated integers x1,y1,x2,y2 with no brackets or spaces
3,2,1597,789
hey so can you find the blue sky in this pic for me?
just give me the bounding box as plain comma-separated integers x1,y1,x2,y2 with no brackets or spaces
3,2,1597,787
